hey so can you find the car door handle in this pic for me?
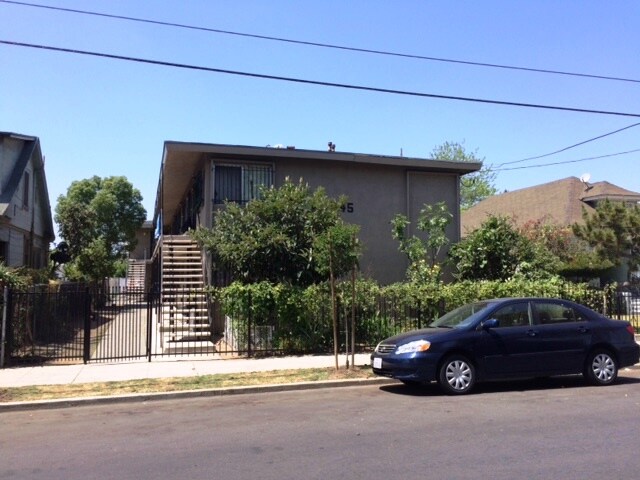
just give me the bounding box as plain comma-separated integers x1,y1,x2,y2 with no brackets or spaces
578,326,590,334
526,329,538,337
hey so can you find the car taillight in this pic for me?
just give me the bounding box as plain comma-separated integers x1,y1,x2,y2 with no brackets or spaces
626,325,636,337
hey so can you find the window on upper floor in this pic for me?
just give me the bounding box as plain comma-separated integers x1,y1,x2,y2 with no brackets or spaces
213,164,273,205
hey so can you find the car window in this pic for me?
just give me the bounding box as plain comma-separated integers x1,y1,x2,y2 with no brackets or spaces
430,301,491,328
535,302,586,324
491,302,531,328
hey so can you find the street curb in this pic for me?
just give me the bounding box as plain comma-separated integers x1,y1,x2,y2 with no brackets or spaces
0,377,397,413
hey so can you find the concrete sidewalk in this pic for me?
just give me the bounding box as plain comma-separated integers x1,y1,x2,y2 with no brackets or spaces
0,354,373,388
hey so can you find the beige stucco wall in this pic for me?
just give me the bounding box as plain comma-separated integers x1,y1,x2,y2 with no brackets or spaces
274,158,460,284
130,224,153,260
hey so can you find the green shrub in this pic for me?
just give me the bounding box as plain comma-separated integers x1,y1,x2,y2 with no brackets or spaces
0,263,30,290
212,276,607,353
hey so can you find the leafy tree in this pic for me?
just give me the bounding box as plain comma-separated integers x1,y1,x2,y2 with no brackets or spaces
55,176,146,281
314,223,361,369
430,141,497,210
449,215,558,281
192,178,360,287
519,219,612,280
50,241,71,267
391,201,452,283
314,224,361,281
573,200,640,279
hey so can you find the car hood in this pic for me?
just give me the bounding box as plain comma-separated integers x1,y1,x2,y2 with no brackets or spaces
379,327,456,345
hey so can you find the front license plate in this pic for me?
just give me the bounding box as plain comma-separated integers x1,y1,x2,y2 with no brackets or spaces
373,357,382,369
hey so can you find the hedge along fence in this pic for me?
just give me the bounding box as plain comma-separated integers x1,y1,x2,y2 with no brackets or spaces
434,278,611,313
213,282,334,354
211,278,614,354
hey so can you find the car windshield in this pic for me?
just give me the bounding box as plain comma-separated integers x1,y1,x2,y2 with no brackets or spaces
429,302,491,328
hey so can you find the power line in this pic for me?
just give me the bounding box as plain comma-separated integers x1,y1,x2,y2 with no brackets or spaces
2,0,639,85
493,148,640,172
495,121,640,167
3,39,640,119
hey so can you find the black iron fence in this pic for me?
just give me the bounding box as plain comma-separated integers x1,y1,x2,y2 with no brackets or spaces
607,290,640,320
1,285,638,366
2,284,90,363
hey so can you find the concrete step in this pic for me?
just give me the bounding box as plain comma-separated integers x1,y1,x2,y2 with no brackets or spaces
160,325,210,333
161,312,209,319
161,295,207,300
161,306,208,312
163,263,202,268
163,273,204,279
161,340,215,354
163,311,207,315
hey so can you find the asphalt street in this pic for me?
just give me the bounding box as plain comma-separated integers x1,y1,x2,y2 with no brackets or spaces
2,371,639,480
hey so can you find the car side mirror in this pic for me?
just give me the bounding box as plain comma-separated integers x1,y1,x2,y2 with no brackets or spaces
482,318,499,330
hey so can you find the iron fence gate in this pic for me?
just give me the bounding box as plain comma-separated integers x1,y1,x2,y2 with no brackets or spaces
2,284,91,364
2,286,149,364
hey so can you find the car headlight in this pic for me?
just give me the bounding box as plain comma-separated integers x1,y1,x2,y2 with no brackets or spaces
395,339,431,354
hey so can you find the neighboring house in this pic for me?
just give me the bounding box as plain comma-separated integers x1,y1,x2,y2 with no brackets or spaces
461,176,640,282
152,141,481,286
462,176,640,233
0,132,54,269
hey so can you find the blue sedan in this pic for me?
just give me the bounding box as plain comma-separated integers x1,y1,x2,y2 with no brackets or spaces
371,297,640,395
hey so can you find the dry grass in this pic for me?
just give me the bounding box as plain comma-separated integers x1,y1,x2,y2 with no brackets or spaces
0,366,376,403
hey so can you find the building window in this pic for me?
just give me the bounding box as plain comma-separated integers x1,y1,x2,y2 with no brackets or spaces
23,171,30,209
213,164,273,205
0,241,6,264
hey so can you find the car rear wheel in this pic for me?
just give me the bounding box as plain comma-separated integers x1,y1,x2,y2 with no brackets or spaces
438,355,476,395
584,349,618,386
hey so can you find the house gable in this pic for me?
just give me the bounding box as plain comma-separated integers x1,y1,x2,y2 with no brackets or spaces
0,132,55,267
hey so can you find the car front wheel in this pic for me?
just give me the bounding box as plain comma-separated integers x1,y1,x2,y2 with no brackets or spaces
438,355,476,395
584,350,618,386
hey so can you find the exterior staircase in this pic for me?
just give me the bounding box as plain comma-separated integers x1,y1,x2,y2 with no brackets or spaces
126,259,147,292
159,235,211,353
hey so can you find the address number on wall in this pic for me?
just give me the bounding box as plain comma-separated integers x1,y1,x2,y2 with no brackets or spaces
340,202,354,213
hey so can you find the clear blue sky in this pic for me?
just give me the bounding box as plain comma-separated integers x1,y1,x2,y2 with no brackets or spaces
1,0,638,237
